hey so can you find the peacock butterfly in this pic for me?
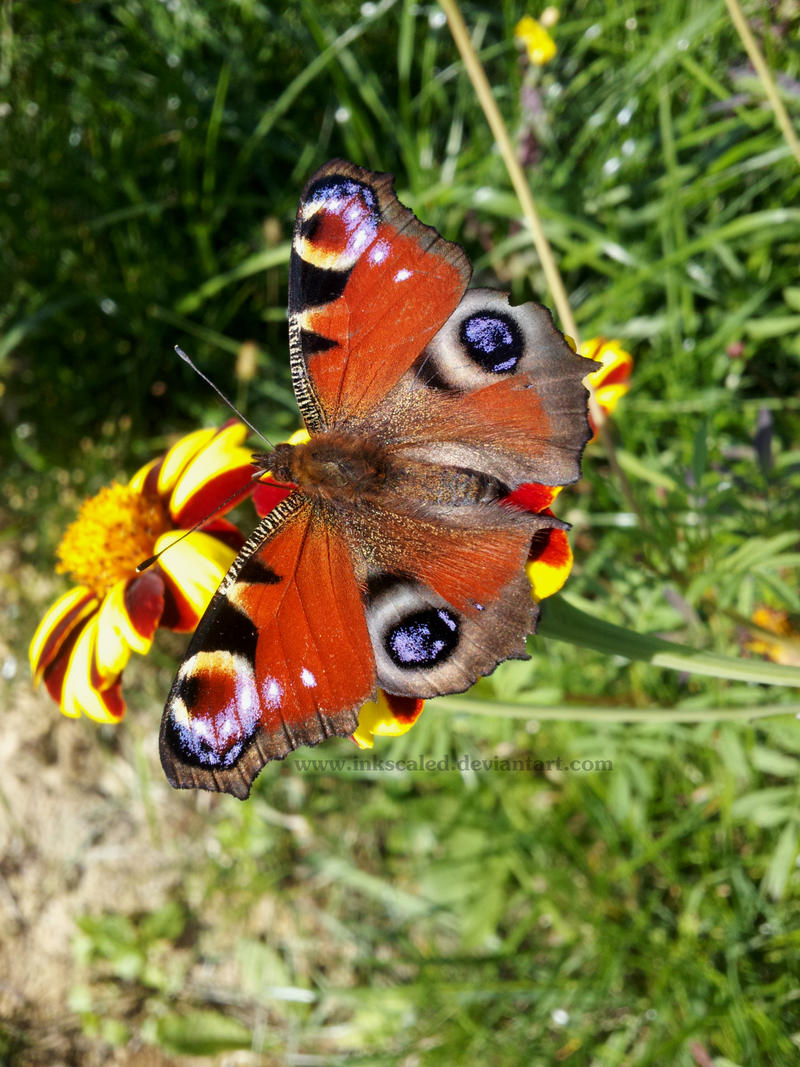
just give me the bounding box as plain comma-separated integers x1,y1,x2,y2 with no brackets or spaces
160,160,593,798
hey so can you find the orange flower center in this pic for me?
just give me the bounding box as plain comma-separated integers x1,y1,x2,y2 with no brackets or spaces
56,482,171,597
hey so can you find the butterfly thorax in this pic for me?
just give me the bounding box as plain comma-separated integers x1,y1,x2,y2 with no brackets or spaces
262,434,389,504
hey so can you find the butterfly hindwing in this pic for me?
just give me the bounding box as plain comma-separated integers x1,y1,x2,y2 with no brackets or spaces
288,159,471,431
366,288,595,489
160,497,376,798
365,569,537,699
335,491,565,698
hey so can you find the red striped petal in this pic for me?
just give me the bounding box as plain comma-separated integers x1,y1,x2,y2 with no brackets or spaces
502,482,560,514
30,588,99,683
253,479,294,518
42,624,84,705
124,570,165,641
526,526,573,601
352,691,425,748
171,465,255,528
197,518,246,553
381,692,425,725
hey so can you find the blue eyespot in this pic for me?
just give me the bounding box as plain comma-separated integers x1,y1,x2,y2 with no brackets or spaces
306,176,377,214
386,608,459,669
459,312,523,373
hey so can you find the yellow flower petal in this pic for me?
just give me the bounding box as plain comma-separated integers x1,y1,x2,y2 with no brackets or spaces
593,381,629,417
581,337,633,432
514,15,557,66
94,577,158,680
353,692,423,749
61,615,124,723
168,422,251,520
526,532,574,602
582,338,634,386
155,530,237,620
29,585,99,683
156,427,218,499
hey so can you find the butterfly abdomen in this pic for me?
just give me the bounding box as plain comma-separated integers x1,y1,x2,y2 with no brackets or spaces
383,462,507,508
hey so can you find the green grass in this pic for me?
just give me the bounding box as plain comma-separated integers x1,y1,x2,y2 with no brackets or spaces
3,0,800,1063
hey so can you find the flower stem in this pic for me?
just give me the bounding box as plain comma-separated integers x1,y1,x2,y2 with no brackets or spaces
723,0,800,171
437,1,579,338
438,696,800,724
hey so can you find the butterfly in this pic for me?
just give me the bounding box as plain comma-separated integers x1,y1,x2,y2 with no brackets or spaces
160,160,592,798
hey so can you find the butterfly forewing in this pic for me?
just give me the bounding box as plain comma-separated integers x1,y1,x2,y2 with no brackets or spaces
160,497,375,798
288,159,471,430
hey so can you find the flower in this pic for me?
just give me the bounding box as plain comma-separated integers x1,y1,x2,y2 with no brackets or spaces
30,422,255,722
581,337,634,436
743,608,800,667
515,15,557,66
504,483,574,601
353,692,425,750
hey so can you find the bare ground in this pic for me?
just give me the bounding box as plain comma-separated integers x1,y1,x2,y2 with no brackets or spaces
0,555,257,1066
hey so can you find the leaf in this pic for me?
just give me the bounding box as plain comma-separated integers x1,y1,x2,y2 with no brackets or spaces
154,1010,252,1055
139,900,187,943
761,822,799,901
745,315,800,339
731,787,795,827
750,746,800,778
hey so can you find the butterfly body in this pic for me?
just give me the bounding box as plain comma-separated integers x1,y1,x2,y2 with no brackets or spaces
262,429,513,511
161,160,593,798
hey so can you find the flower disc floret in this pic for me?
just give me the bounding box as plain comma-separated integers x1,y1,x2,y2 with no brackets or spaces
56,483,171,598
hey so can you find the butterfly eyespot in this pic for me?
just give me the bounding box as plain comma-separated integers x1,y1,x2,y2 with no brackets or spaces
415,288,539,392
296,174,380,272
305,175,378,217
386,607,460,669
165,651,261,769
163,713,248,769
365,577,471,696
459,311,523,374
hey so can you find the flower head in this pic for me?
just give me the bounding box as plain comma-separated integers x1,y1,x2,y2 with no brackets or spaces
581,337,634,436
30,422,255,722
515,15,557,66
744,608,800,667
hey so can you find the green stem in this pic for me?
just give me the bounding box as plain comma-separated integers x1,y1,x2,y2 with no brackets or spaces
436,697,800,724
538,596,800,689
724,0,800,171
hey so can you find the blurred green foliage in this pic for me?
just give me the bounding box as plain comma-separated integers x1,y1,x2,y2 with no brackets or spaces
4,0,800,1063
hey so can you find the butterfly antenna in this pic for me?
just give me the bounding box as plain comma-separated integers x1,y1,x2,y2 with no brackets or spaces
175,345,273,449
136,469,268,573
